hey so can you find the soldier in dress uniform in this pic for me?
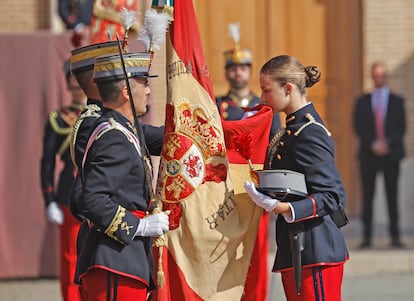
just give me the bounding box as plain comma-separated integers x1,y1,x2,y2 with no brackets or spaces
40,59,87,301
244,55,349,300
69,41,165,295
70,41,125,174
69,41,123,224
76,52,169,301
216,23,281,138
69,40,165,214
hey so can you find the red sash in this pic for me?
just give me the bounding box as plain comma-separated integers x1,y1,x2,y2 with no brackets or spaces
130,209,146,219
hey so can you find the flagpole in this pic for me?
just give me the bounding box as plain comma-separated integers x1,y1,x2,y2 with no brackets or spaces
114,34,139,130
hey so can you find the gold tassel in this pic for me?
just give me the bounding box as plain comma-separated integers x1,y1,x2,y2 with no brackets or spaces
162,6,174,21
154,235,166,288
152,207,169,288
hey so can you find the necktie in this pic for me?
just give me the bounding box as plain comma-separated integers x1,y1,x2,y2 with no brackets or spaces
374,91,385,139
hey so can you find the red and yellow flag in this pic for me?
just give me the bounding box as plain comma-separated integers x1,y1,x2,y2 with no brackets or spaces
153,0,273,300
222,106,273,301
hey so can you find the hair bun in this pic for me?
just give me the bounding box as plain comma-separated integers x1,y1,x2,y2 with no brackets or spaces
305,66,321,87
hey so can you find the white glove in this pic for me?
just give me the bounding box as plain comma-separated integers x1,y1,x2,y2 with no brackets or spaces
135,213,169,237
46,201,64,225
244,181,279,212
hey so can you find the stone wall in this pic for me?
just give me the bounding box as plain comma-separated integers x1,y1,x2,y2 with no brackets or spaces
363,0,414,156
0,0,50,32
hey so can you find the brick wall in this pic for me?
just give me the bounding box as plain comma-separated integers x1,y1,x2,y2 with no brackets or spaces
363,0,414,156
0,0,50,32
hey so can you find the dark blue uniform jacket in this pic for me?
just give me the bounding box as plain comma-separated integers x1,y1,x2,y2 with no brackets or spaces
77,108,163,287
41,104,83,207
267,103,348,271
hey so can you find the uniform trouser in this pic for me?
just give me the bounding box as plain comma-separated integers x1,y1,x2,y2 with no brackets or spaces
59,205,82,301
281,264,344,301
81,268,148,301
359,155,400,243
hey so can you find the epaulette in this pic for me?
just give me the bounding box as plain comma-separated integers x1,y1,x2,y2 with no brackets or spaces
49,109,77,156
95,118,138,147
77,104,102,120
95,118,118,140
70,104,102,170
294,113,331,137
60,105,84,127
49,110,72,136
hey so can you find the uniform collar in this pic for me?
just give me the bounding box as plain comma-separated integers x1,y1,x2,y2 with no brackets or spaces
69,102,86,111
285,102,313,125
87,98,103,109
102,108,139,136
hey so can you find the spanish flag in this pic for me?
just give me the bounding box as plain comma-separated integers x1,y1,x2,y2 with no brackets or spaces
153,0,272,299
222,107,273,301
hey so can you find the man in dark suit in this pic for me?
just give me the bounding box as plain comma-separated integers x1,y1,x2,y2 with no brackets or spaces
353,61,406,248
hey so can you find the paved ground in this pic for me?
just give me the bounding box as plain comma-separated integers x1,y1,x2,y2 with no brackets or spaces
1,218,413,301
268,272,414,301
2,272,414,301
265,213,414,301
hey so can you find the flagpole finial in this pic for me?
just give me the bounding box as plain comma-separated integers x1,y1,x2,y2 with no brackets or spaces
151,0,174,20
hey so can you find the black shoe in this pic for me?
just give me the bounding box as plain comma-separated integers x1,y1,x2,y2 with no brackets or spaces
391,240,404,248
359,241,371,249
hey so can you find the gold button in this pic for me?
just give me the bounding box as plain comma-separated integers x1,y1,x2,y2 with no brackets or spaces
286,130,291,135
279,141,284,146
222,112,228,119
221,102,229,109
276,154,281,160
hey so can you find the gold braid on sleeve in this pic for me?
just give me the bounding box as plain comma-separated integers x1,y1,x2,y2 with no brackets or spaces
104,205,126,243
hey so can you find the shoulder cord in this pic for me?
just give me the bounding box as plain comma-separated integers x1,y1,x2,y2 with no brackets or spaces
70,104,101,170
81,119,143,179
294,113,331,137
49,110,76,156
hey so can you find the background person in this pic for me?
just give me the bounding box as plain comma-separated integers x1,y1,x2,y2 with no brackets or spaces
215,23,281,138
40,59,87,301
353,61,406,248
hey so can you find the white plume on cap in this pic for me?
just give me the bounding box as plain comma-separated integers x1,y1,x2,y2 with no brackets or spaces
228,23,240,44
138,9,171,51
120,7,138,31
